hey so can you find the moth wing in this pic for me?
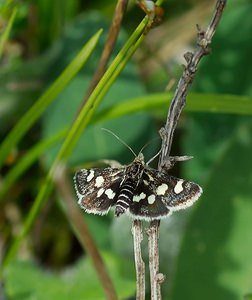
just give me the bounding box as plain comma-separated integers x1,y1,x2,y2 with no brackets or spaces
128,168,202,220
129,191,170,220
74,168,124,215
153,170,202,210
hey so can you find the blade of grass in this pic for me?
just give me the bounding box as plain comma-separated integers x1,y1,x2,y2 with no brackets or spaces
0,7,17,60
0,29,102,168
93,93,252,123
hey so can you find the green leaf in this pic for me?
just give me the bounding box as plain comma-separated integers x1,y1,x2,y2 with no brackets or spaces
192,1,252,96
4,254,135,300
95,93,252,124
171,123,252,300
170,3,252,298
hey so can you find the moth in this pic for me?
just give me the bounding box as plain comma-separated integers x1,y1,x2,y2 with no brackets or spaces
74,152,202,221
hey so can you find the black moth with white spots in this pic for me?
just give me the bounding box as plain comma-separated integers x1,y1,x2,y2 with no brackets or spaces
74,153,202,221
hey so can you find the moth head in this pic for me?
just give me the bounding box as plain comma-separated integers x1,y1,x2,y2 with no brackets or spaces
135,152,144,163
126,153,145,179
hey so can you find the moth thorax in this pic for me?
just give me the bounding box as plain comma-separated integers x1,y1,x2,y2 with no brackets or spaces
127,160,144,181
115,178,136,217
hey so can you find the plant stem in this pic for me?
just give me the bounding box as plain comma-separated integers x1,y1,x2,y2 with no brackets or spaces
132,220,145,300
147,220,165,300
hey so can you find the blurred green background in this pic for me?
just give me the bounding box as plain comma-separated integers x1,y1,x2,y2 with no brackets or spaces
1,0,252,299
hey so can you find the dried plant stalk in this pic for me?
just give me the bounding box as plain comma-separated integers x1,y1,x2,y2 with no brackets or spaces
132,220,145,300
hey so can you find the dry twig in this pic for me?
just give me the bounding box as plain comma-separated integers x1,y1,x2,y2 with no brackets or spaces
82,0,129,105
146,1,227,299
132,220,145,300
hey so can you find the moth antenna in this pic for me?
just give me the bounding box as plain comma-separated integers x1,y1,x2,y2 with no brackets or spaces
146,149,161,166
101,128,137,158
139,136,160,155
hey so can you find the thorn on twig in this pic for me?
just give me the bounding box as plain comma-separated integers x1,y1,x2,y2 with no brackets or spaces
159,127,166,140
156,273,166,284
184,52,193,64
196,24,205,39
196,24,211,53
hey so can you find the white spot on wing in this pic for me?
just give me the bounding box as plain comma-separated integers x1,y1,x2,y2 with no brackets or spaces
87,170,95,182
147,194,155,204
174,180,184,194
171,185,203,211
126,185,203,220
105,189,115,199
95,176,104,187
97,188,105,197
140,192,146,199
133,192,146,202
156,183,168,195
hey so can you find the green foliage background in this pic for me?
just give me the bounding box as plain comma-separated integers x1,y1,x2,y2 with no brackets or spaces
0,0,252,299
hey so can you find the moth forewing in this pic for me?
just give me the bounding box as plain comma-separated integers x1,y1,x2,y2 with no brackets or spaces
74,167,124,215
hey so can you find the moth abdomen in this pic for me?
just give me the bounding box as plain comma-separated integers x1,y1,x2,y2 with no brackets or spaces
115,179,136,217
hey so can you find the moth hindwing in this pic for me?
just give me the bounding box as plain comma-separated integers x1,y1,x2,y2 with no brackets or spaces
74,153,202,221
